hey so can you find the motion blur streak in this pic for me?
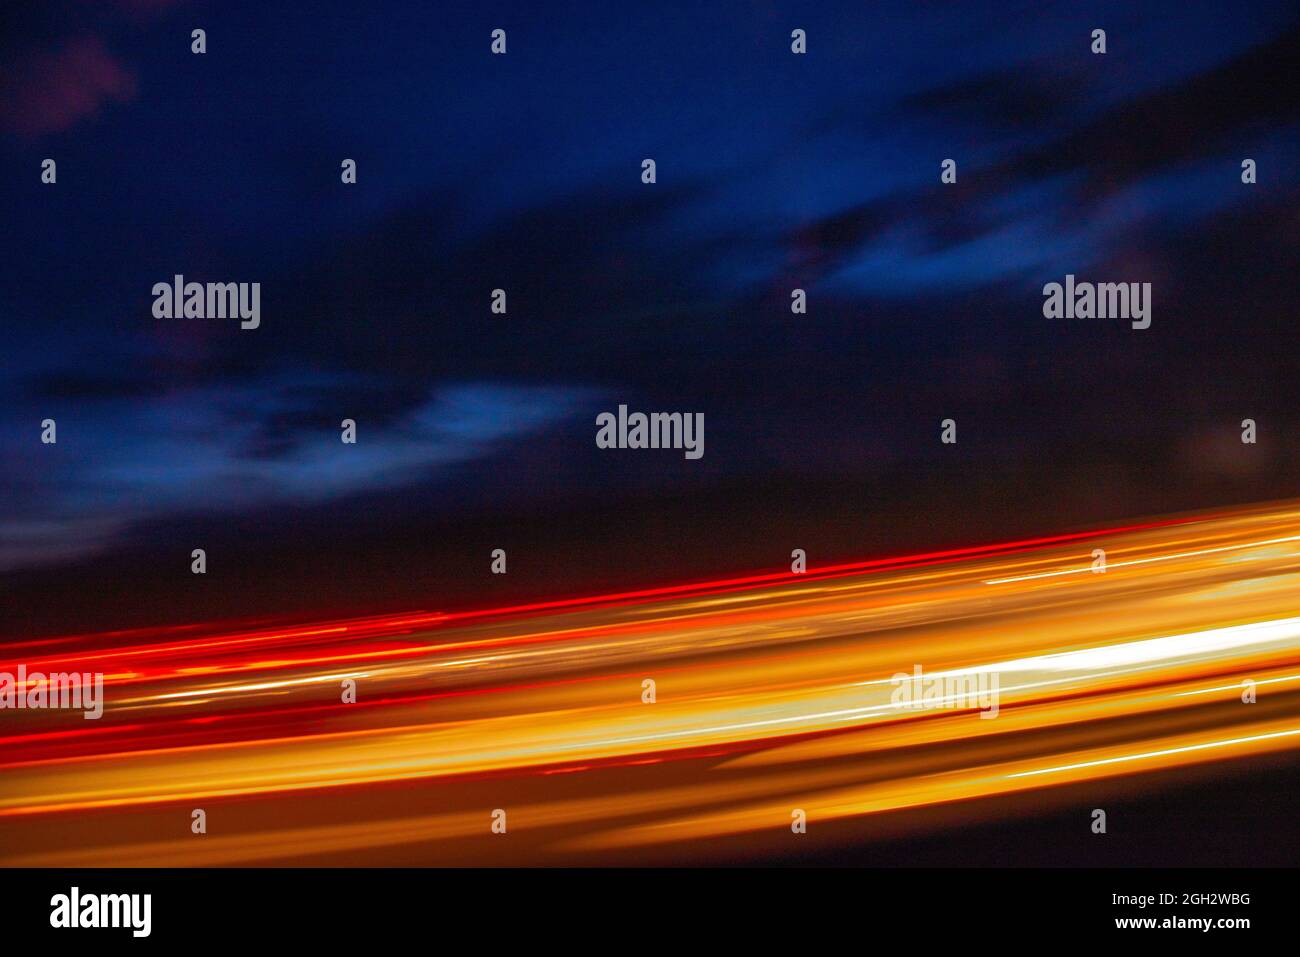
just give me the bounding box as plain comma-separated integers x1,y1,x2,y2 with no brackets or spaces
3,500,1300,865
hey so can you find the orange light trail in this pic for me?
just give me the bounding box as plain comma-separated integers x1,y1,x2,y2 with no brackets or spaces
3,500,1300,865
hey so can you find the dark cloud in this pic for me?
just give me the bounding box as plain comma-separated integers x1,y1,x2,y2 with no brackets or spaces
775,24,1300,285
902,66,1087,128
998,24,1300,191
0,37,136,137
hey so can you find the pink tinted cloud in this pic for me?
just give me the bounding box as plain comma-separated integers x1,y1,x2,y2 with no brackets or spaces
0,37,137,137
112,0,187,18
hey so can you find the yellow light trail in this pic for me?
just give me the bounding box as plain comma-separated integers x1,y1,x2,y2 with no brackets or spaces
3,499,1300,865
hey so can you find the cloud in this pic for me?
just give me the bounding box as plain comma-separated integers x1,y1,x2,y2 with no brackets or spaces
0,37,136,137
112,0,184,11
901,67,1086,129
0,371,597,571
782,25,1300,297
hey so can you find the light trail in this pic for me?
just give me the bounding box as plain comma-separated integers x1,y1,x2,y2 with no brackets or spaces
3,499,1300,865
983,533,1300,583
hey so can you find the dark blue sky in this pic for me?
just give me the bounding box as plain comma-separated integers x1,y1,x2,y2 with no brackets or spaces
2,1,1298,628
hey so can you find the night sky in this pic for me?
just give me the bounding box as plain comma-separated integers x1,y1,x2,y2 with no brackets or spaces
2,1,1298,637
